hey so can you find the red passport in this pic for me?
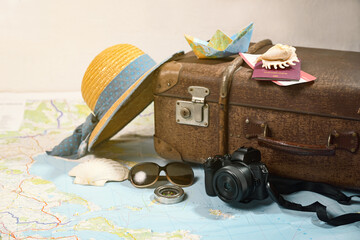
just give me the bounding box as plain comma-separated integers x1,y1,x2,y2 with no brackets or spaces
252,60,301,81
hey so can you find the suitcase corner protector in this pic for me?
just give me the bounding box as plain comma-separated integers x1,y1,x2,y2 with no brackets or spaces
153,61,182,95
153,136,183,161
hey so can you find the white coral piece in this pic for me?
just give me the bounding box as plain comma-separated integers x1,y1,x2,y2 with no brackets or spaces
68,158,129,186
257,44,299,69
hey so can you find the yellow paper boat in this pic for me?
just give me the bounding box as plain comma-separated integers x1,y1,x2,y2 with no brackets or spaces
185,23,254,59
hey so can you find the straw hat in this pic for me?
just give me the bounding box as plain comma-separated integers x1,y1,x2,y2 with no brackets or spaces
47,44,182,159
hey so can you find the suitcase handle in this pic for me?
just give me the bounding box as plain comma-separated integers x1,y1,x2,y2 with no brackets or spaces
245,119,358,155
257,136,336,156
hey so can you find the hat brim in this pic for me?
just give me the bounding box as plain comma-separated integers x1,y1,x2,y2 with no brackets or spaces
88,52,183,150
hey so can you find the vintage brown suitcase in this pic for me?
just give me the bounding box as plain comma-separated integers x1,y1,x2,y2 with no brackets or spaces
152,40,360,189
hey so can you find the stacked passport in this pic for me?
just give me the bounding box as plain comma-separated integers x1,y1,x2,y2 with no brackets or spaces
239,53,316,86
252,61,301,81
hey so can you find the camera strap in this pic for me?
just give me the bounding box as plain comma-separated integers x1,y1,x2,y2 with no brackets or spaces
267,176,360,226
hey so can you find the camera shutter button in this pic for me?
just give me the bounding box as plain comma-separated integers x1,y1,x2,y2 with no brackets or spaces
260,165,268,173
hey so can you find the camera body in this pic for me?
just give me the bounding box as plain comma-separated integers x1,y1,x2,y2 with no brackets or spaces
204,147,269,203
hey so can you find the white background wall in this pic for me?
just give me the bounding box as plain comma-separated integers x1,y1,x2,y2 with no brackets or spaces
1,0,359,93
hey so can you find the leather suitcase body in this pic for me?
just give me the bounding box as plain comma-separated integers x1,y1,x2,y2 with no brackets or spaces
152,40,360,189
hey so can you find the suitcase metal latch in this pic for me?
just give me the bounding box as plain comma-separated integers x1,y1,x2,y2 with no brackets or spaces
176,86,209,127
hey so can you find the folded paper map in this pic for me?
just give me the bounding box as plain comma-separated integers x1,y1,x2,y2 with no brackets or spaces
185,23,254,59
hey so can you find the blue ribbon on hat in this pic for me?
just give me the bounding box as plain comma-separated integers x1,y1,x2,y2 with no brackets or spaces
46,114,98,159
47,54,156,159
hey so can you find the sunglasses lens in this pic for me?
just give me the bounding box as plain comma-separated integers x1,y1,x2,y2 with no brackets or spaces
166,162,194,186
130,163,159,187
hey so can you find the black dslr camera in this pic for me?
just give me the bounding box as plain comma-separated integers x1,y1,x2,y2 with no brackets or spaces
204,147,269,203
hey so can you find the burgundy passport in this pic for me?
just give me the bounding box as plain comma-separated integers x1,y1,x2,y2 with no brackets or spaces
252,60,301,81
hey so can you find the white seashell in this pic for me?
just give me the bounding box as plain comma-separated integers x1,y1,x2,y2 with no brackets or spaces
257,44,299,69
68,158,129,186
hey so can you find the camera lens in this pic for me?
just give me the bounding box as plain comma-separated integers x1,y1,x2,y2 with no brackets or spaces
212,163,254,203
215,174,238,200
223,182,232,191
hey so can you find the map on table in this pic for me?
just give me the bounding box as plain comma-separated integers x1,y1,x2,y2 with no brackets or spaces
0,94,359,240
